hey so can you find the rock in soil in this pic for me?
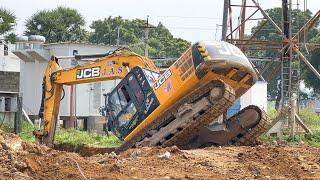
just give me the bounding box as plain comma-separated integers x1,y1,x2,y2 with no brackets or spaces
158,151,171,160
130,149,141,158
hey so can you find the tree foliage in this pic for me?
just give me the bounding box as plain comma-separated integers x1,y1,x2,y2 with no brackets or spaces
302,36,320,94
25,7,87,43
89,16,190,57
0,8,16,35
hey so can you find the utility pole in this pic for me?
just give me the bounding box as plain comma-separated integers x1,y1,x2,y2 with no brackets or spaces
117,27,120,46
140,15,154,57
144,16,151,57
215,24,223,40
215,24,219,40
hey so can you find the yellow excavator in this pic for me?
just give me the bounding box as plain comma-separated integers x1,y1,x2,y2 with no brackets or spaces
34,41,269,151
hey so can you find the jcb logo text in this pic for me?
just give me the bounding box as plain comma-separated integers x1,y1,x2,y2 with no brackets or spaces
76,67,100,79
154,70,172,90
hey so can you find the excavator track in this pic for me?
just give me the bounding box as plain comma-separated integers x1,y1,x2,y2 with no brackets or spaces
177,105,270,149
233,106,270,146
116,80,236,152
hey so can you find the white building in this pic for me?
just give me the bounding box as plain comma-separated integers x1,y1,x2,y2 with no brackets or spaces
0,40,21,132
241,81,268,111
13,36,120,129
0,42,20,72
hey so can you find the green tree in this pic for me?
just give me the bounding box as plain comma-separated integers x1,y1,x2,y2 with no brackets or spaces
0,8,16,43
0,8,16,35
303,36,320,93
89,16,140,45
25,7,87,43
149,22,190,57
89,16,190,58
5,33,16,43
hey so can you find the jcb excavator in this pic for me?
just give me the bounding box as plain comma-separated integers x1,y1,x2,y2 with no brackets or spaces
34,41,269,151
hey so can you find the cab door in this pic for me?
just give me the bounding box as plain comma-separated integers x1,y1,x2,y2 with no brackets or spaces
110,73,144,138
107,67,160,139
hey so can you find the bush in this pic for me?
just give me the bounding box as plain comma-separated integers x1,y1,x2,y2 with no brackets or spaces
19,122,35,143
264,105,320,147
299,109,320,131
19,122,122,148
55,128,122,147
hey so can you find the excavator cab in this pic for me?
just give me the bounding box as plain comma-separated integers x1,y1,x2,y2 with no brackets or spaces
103,66,160,140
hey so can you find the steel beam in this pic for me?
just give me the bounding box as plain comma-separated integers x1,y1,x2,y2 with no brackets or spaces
293,46,320,79
226,9,259,39
239,0,247,51
221,0,229,40
251,0,320,80
293,10,320,40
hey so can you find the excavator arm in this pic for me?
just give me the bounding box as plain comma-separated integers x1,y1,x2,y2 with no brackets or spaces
34,48,159,146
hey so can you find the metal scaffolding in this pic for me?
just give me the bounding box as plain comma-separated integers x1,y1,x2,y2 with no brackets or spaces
221,0,320,137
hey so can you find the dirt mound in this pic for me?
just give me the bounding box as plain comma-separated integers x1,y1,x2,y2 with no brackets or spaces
54,144,116,156
1,131,320,179
0,131,128,179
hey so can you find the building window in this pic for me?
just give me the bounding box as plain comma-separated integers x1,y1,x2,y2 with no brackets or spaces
4,44,8,56
73,50,78,56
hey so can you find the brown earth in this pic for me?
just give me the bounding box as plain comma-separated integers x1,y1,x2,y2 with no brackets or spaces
1,131,320,179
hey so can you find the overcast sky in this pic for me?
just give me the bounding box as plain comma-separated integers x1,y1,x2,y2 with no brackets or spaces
0,0,319,43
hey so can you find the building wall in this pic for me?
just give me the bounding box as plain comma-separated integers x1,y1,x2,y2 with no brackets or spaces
47,44,118,117
0,44,20,72
300,99,320,114
0,71,20,92
0,44,20,93
19,60,46,114
240,81,268,111
17,43,119,118
315,99,320,114
73,80,119,116
0,43,22,132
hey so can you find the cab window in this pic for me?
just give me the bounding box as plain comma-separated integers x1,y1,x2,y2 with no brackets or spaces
109,92,121,117
118,86,131,107
128,75,144,105
142,68,160,85
107,69,158,139
118,103,137,127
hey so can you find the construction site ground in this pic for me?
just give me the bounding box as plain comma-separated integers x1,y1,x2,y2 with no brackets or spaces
1,131,320,179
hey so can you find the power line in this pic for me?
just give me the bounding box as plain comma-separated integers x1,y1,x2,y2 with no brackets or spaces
154,15,222,20
167,26,281,31
167,26,216,30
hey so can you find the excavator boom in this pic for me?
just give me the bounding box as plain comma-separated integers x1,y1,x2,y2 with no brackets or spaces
34,48,159,146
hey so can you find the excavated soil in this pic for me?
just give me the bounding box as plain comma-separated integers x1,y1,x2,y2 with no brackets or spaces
1,131,320,179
